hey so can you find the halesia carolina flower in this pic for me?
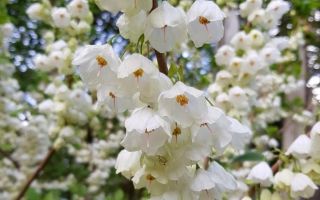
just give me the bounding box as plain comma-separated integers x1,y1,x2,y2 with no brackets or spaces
230,31,252,50
247,161,274,187
266,0,290,19
215,45,235,66
117,53,161,103
95,0,152,16
67,0,90,19
309,121,320,161
115,150,142,179
187,0,225,48
158,81,208,128
26,3,44,20
117,11,147,43
51,8,71,28
285,134,311,159
121,107,171,155
290,173,318,199
72,44,120,86
144,1,187,53
239,0,262,17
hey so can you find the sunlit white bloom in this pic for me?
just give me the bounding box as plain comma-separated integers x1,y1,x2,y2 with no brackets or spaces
228,86,249,111
67,0,90,19
248,29,264,48
230,31,252,50
248,9,265,26
51,8,71,28
48,51,64,69
144,1,187,53
274,169,294,190
266,0,290,19
259,47,281,65
215,70,233,88
215,45,235,66
239,0,262,17
215,93,230,112
115,150,142,179
72,44,120,86
285,134,311,159
121,107,171,155
228,57,244,75
247,162,273,187
34,55,54,72
311,122,320,161
26,3,44,20
290,173,318,199
117,11,147,43
301,159,320,183
260,189,272,200
158,81,208,128
117,53,161,104
0,23,14,37
95,0,152,16
187,0,225,47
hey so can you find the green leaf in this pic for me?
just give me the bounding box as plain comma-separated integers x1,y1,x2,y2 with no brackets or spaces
266,126,279,136
69,183,88,196
177,65,184,82
25,188,41,200
43,191,60,200
168,62,178,78
232,152,264,163
114,189,124,200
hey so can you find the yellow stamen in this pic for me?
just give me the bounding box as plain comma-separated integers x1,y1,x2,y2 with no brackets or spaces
250,61,255,66
198,16,210,25
77,4,83,9
109,92,115,99
96,55,108,67
146,173,155,181
133,68,144,77
176,95,189,106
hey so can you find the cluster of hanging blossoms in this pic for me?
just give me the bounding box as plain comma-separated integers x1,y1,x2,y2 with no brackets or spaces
72,0,250,199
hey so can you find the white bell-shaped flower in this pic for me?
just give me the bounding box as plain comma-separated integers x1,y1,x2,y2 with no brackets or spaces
72,44,120,86
51,8,71,28
117,53,161,103
215,70,233,88
67,0,90,19
117,11,147,43
115,150,142,179
215,93,230,112
285,134,311,159
215,45,235,66
266,0,290,20
247,161,274,187
34,54,54,72
187,0,225,48
26,3,44,20
95,0,152,16
228,57,244,76
158,81,208,128
248,29,264,48
228,86,249,111
121,107,171,155
259,47,281,65
310,122,320,161
290,173,318,199
230,31,252,50
239,0,262,17
274,169,294,190
144,1,187,53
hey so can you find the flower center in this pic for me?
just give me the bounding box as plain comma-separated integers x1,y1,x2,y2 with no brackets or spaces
172,127,181,136
233,62,239,67
77,4,83,9
198,16,210,25
176,95,189,106
223,52,228,56
253,34,258,39
250,61,255,66
133,68,144,77
60,14,65,18
96,55,108,67
146,173,155,181
109,92,115,99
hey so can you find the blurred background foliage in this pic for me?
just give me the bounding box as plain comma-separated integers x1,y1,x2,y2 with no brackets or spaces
2,0,320,199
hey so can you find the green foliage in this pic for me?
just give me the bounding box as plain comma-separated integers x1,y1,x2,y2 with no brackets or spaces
25,188,41,200
0,0,9,24
232,151,265,163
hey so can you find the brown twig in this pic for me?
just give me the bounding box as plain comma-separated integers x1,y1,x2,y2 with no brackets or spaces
14,148,55,200
0,148,20,169
150,0,168,76
203,157,210,170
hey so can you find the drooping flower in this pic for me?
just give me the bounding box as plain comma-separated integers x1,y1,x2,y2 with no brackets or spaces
187,0,225,48
290,173,318,199
51,8,71,28
247,162,274,187
215,45,235,66
285,134,311,159
144,1,187,53
117,11,147,43
67,0,90,19
239,0,262,17
274,169,294,190
72,44,120,86
158,81,208,128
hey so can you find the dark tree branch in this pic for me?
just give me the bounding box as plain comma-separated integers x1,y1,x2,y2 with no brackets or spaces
0,148,20,169
150,0,168,75
14,148,55,200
